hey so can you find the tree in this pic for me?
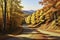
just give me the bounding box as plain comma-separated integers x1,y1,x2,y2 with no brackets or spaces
6,0,24,34
25,15,31,24
39,0,60,23
38,0,60,30
31,13,36,25
0,0,24,34
0,0,3,32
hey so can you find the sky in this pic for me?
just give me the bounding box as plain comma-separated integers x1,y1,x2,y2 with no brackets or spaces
21,0,43,10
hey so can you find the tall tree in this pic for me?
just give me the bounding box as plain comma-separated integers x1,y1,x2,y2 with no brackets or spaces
39,0,60,23
6,0,24,34
0,0,24,34
38,0,60,30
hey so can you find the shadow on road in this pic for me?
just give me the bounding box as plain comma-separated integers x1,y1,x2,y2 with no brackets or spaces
0,35,60,40
0,35,32,40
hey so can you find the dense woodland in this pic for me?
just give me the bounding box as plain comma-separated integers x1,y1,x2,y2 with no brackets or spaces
0,0,60,35
25,0,60,32
0,0,25,34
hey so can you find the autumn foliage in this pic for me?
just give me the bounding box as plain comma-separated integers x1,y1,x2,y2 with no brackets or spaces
0,0,25,34
25,0,60,31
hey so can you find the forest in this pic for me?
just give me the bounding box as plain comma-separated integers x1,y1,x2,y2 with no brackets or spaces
0,0,60,40
25,0,60,33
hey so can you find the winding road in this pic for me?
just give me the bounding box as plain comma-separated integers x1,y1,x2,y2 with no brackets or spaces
0,24,60,40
